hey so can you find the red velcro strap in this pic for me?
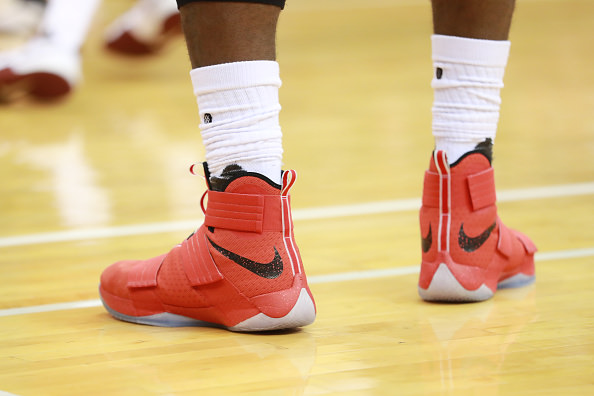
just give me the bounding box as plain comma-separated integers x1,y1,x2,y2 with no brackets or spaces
205,191,282,233
517,231,538,254
205,191,265,233
180,230,223,286
422,171,440,208
497,220,538,259
467,168,496,211
127,254,166,288
497,220,514,259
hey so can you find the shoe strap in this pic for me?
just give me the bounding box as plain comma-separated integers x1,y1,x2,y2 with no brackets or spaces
203,170,297,234
204,191,283,233
496,218,538,259
180,229,224,286
467,168,496,211
423,167,496,211
127,254,166,288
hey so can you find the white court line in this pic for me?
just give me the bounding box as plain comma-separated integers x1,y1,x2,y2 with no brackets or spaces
0,247,592,318
0,181,593,248
0,300,102,318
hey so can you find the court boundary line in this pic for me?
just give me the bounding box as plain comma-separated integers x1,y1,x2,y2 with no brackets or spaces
0,247,592,318
0,181,593,248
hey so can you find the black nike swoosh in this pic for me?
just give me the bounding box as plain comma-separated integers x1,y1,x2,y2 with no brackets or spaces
421,224,432,253
207,237,283,279
458,221,497,252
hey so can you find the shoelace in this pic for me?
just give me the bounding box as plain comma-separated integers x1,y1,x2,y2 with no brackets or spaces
189,163,209,215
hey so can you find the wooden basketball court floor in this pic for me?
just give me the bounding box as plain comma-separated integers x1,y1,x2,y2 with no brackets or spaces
0,0,593,394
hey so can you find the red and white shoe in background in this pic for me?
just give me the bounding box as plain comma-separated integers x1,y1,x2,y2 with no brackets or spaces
99,164,316,331
418,150,536,302
104,0,181,55
0,37,80,100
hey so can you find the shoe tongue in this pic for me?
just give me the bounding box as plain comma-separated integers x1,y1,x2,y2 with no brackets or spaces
449,139,493,167
429,139,494,171
207,164,244,192
450,150,492,169
473,138,493,163
207,164,281,193
429,150,492,173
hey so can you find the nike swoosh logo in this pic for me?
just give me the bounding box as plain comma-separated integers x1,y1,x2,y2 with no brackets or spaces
207,237,283,279
421,225,432,253
458,221,497,252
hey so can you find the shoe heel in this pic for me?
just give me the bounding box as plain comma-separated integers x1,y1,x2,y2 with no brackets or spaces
229,288,316,332
419,252,495,302
419,262,495,302
30,72,71,98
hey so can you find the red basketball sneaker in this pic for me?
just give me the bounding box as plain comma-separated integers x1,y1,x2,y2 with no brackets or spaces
418,150,536,302
0,38,80,100
104,0,181,55
99,165,316,331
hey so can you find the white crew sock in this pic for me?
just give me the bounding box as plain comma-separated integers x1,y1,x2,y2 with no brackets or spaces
37,0,101,53
191,60,283,185
431,34,511,164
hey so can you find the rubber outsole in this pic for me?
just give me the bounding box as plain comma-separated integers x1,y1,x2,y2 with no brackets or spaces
419,263,535,303
105,14,181,55
99,287,316,332
497,273,536,289
0,69,72,100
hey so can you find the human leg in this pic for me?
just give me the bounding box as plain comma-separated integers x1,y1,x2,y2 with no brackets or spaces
181,2,284,184
418,0,536,301
432,0,515,41
180,1,280,68
431,0,515,164
99,0,316,331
